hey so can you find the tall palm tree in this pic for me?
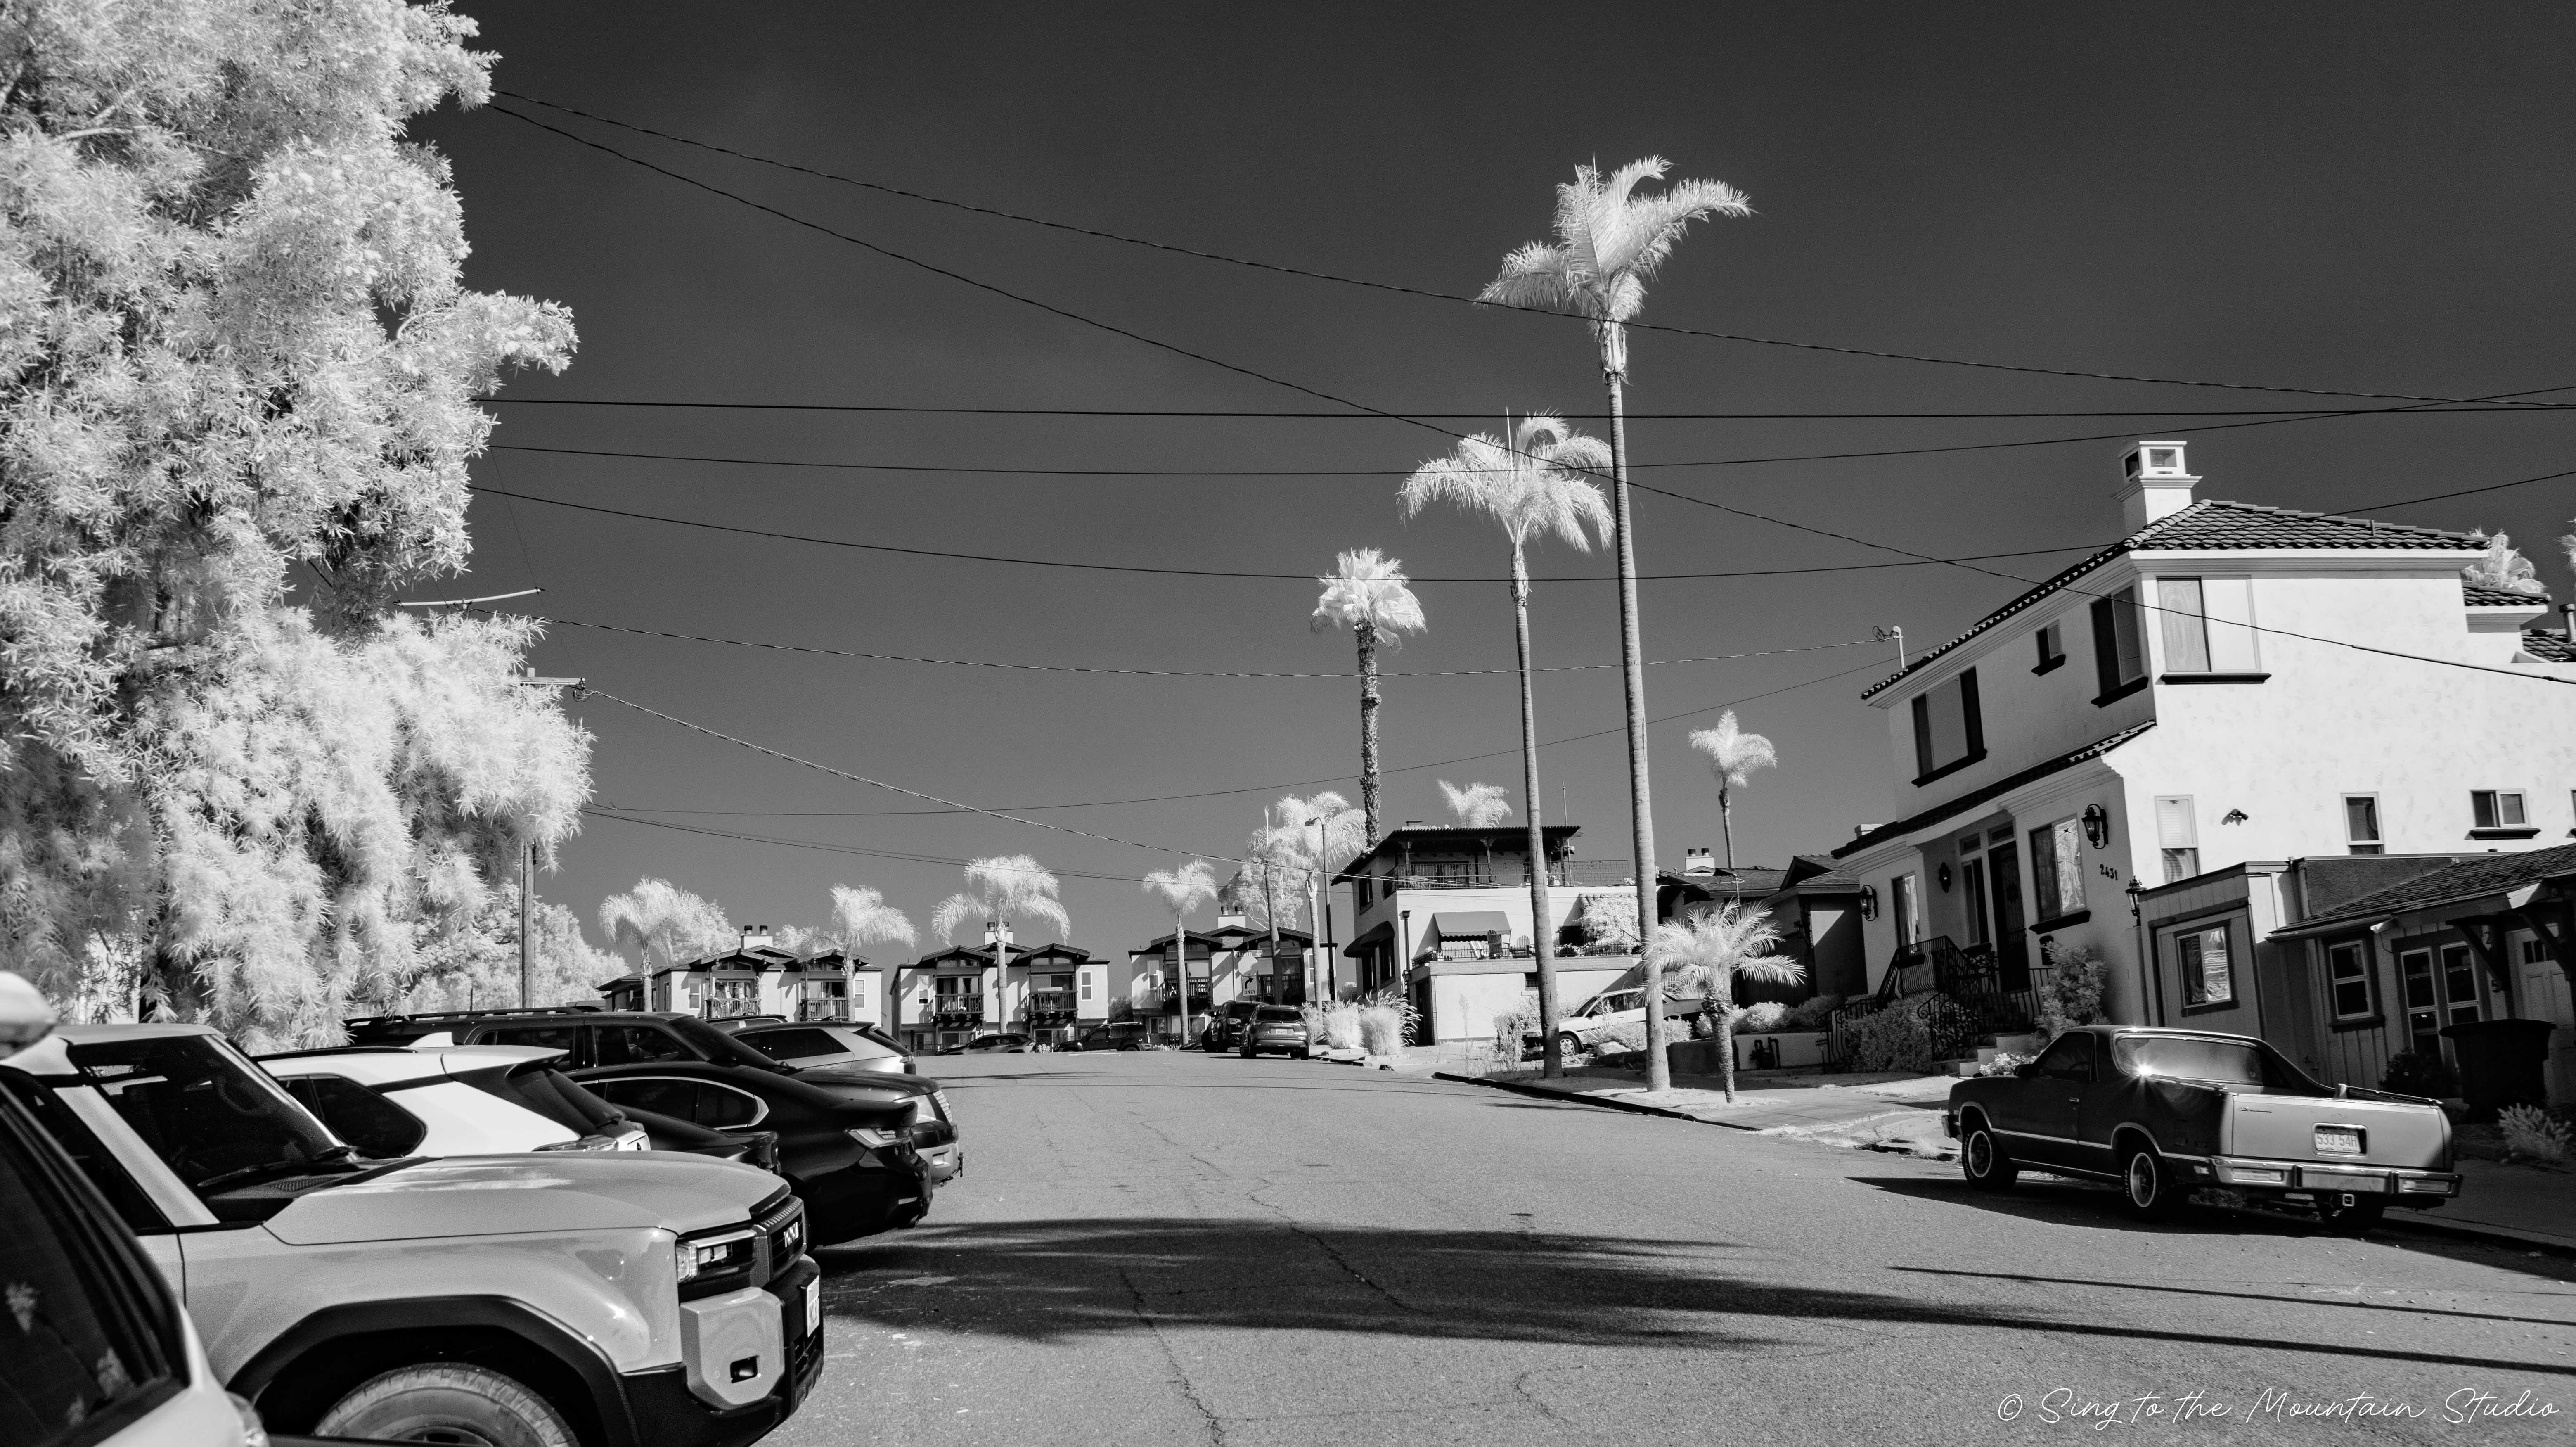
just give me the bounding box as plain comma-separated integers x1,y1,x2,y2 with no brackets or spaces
1645,903,1804,1103
930,856,1070,1037
1141,860,1219,1041
1312,548,1428,846
599,877,732,973
1402,415,1612,1078
1438,780,1512,828
1253,792,1366,1002
1687,711,1778,871
1481,158,1751,1094
814,885,916,1024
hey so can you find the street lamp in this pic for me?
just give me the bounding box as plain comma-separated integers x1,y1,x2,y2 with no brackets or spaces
1305,816,1323,1004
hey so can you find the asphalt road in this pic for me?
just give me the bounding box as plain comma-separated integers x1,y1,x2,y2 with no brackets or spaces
775,1051,2574,1446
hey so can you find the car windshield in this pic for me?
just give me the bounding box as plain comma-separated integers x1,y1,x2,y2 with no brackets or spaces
1256,1006,1300,1022
68,1034,349,1194
665,1016,795,1070
2113,1036,2273,1086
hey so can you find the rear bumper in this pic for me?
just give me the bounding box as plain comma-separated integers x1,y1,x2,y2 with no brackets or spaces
2197,1155,2462,1198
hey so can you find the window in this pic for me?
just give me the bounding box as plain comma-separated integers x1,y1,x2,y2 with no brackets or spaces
2091,586,2148,700
2034,621,2065,674
585,1077,697,1122
2471,790,2530,833
1354,877,1374,909
594,1025,691,1066
1960,856,1991,946
2440,944,2481,1028
2177,923,2235,1007
2525,937,2552,966
2327,942,2374,1020
1079,972,1094,1001
741,1028,841,1061
2029,818,2088,923
279,1076,427,1159
2344,795,2382,855
2398,950,2440,1056
691,1084,765,1130
2032,1032,2095,1082
475,1023,577,1054
1909,668,1984,781
2155,795,2199,882
2153,576,2261,676
1891,873,1922,947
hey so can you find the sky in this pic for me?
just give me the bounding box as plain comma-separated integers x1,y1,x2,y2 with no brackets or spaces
415,0,2576,970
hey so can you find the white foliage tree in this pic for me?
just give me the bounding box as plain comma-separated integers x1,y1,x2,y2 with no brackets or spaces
817,885,918,959
1141,860,1219,1039
1312,549,1426,844
599,878,732,972
1439,780,1513,829
1687,710,1779,871
931,857,1070,1026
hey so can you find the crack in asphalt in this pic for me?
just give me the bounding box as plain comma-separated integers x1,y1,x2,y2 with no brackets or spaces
1117,1262,1230,1447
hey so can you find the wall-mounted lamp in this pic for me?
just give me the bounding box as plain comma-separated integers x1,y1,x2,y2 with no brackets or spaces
1857,885,1879,921
2221,808,2249,826
2083,804,2112,850
1937,863,1953,892
2125,877,2143,922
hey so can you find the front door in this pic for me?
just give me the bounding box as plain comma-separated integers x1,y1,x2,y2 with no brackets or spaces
1988,840,2031,991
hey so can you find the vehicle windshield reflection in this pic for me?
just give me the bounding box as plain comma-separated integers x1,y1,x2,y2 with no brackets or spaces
69,1034,353,1194
2113,1037,2268,1086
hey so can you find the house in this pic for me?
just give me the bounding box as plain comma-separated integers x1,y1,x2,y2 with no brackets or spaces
1128,916,1308,1039
1831,439,2576,1040
1335,821,1639,1044
889,929,1097,1051
1758,856,1870,1002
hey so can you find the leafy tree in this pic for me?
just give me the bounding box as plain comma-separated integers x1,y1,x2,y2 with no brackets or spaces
1438,780,1512,828
1687,710,1778,870
1646,903,1802,1102
816,885,918,960
1480,159,1749,1091
1243,792,1365,1003
1402,416,1611,1077
401,888,621,1015
0,1,579,1047
931,856,1070,1029
1312,548,1426,844
599,877,732,973
1141,859,1218,1039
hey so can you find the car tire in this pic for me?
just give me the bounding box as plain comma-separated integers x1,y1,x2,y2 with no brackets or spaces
2319,1196,2386,1235
1960,1120,2018,1192
1553,1032,1582,1060
2119,1146,2183,1222
316,1364,575,1447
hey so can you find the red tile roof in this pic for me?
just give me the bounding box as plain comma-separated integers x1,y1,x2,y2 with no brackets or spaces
2465,584,2553,607
2522,629,2576,663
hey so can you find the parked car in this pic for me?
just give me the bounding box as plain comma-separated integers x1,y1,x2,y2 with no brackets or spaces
1238,1005,1311,1058
733,1020,915,1075
945,1032,1032,1055
1946,1026,2464,1231
0,975,268,1447
1200,1000,1261,1053
701,1014,787,1034
1527,984,1701,1058
1065,1021,1153,1052
5,1020,825,1447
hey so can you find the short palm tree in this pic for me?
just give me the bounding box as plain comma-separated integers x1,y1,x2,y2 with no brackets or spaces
930,856,1070,1034
1402,415,1612,1077
1482,158,1750,1092
1645,903,1804,1102
1687,711,1778,871
1438,780,1512,828
599,878,732,973
1141,860,1219,1040
1253,791,1367,1002
1312,548,1428,846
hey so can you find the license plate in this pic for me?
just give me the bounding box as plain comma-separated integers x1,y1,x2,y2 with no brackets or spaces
2314,1125,2364,1155
804,1282,822,1337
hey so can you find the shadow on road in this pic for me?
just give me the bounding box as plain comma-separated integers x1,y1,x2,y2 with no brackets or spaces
817,1216,2574,1375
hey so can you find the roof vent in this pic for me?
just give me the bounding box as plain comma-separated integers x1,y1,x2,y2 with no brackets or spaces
2114,440,2197,533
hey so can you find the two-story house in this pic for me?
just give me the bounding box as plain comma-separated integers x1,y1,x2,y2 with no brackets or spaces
1833,440,2576,1037
889,926,1096,1051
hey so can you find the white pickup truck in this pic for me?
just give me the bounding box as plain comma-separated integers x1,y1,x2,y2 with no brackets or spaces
2,1021,827,1447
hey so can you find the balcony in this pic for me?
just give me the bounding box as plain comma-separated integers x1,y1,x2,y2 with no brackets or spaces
1026,989,1077,1025
930,996,985,1027
1370,859,1633,892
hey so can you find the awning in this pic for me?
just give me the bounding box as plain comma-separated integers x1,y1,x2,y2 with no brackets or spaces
1343,920,1395,958
1428,911,1511,942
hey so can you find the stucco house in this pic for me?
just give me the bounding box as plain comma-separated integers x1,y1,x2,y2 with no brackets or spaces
1832,439,2576,1042
889,929,1096,1051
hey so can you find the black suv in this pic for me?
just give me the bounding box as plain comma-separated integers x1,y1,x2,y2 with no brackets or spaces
1199,1000,1261,1052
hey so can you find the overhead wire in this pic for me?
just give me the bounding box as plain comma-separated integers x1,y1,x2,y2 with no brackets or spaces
482,399,2576,420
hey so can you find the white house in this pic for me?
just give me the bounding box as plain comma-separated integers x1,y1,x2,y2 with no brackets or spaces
1833,439,2576,1032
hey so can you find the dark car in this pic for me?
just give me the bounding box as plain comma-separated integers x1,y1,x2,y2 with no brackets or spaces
1200,1001,1261,1052
1238,1005,1309,1058
944,1032,1031,1055
702,1014,788,1034
344,1008,948,1236
1946,1026,2461,1231
1065,1021,1151,1052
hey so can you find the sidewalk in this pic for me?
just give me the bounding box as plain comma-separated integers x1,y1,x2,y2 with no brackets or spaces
2389,1158,2576,1253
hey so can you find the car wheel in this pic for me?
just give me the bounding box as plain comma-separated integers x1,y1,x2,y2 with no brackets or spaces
2119,1146,2182,1222
2319,1196,2386,1235
316,1364,575,1447
1960,1120,2018,1192
1553,1032,1582,1060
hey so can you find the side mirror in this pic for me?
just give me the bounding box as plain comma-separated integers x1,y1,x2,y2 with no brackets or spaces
2015,1061,2040,1078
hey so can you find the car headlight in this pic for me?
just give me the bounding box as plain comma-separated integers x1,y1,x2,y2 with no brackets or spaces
675,1228,755,1283
848,1127,901,1149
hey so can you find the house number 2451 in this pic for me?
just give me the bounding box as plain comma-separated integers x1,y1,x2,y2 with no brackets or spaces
2098,864,2120,880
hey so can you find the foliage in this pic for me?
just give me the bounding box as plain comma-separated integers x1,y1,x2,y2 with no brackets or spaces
1477,158,1751,371
1493,988,1541,1057
815,885,916,958
0,0,581,1046
2036,943,2110,1040
1357,986,1415,1054
1738,1001,1791,1033
1566,892,1639,955
1315,999,1364,1051
931,856,1069,948
399,889,620,1014
2380,1049,2460,1098
1645,904,1802,1008
1840,994,1978,1075
1141,860,1219,925
2462,531,2547,596
1782,994,1844,1031
1399,415,1613,557
1311,548,1426,639
1438,780,1512,829
1980,1051,2036,1078
599,878,730,971
2498,1103,2571,1165
1243,793,1364,930
1688,710,1778,868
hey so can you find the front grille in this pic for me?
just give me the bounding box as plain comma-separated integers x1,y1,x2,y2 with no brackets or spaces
761,1195,808,1274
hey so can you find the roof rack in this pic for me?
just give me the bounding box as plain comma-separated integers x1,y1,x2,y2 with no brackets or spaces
343,1002,610,1027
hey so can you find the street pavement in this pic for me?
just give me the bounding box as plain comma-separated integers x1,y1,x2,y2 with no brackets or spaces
776,1050,2575,1447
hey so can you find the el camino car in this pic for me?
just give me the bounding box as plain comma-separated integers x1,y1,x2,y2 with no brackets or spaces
1945,1025,2462,1232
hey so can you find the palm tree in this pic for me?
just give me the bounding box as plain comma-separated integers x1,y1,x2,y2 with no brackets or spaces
930,856,1070,1039
810,885,916,1024
1312,548,1428,845
1644,903,1804,1103
1402,415,1612,1078
598,877,732,973
1253,792,1367,1003
1687,711,1778,871
1438,780,1512,828
1482,159,1750,1093
1141,860,1219,1041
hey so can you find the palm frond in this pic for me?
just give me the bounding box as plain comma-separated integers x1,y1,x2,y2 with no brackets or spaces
1642,902,1799,992
1438,779,1513,828
1312,548,1428,637
1496,158,1750,328
928,892,981,944
826,884,917,952
1403,420,1610,553
1142,859,1220,915
1477,242,1578,312
1688,710,1779,789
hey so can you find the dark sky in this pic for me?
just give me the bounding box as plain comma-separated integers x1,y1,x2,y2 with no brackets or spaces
419,1,2576,965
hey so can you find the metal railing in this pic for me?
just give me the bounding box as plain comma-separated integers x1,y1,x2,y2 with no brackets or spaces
1825,935,2056,1067
1366,859,1633,892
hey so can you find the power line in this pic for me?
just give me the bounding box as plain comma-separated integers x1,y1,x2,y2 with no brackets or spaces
483,399,2576,420
492,92,2574,410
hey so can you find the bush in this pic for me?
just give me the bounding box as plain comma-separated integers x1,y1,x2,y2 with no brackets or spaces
1980,1051,2034,1078
2500,1103,2571,1165
2380,1049,2459,1098
1782,994,1843,1031
1738,1001,1791,1033
1492,989,1541,1056
1316,1001,1364,1051
1357,987,1416,1054
1840,994,1979,1074
2036,944,2109,1041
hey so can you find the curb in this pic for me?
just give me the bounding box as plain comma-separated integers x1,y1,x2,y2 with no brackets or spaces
2382,1212,2576,1258
1435,1071,1760,1132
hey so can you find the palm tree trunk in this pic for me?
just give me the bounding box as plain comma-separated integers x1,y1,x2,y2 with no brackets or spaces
1719,786,1736,871
1174,906,1191,1046
1716,989,1738,1103
1511,546,1563,1080
1603,326,1670,1093
1356,619,1382,847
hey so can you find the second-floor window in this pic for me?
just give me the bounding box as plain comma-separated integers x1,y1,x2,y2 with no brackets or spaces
2034,621,2065,674
1909,668,1984,782
2472,790,2529,833
2154,795,2198,882
2091,586,2147,700
2029,817,2086,923
2153,576,2261,676
1355,876,1374,909
2344,795,2382,854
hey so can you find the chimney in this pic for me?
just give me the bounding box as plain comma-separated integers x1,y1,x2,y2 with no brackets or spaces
739,924,772,951
1683,847,1717,875
2113,441,2197,534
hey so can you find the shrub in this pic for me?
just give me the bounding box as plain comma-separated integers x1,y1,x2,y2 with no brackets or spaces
1593,1019,1649,1055
1980,1051,2034,1078
1357,987,1417,1054
2380,1049,2460,1099
1782,994,1844,1031
2036,944,2109,1041
2498,1103,2570,1164
1317,1001,1364,1051
1492,989,1541,1056
1738,1001,1791,1033
1840,994,1979,1074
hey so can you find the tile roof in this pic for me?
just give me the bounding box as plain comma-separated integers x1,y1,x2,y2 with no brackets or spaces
2276,842,2576,936
1831,722,2156,859
1860,500,2485,700
2464,583,2552,607
2521,629,2576,663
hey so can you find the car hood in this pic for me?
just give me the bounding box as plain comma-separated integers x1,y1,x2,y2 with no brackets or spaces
262,1152,784,1246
